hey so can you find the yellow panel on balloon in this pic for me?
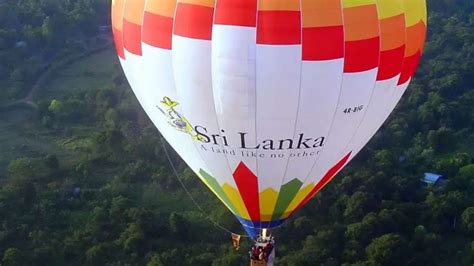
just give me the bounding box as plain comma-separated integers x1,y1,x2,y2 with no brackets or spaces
222,183,251,220
376,0,403,19
342,0,376,8
259,188,279,221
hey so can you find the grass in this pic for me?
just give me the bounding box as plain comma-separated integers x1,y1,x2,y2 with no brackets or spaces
0,48,121,175
0,108,69,174
36,48,120,102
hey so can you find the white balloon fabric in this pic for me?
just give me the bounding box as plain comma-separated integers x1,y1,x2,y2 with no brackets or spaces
111,0,427,237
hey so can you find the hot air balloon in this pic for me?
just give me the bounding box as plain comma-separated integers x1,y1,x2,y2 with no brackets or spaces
111,0,427,245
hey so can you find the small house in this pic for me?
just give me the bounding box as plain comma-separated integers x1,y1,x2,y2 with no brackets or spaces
15,41,27,48
421,172,446,186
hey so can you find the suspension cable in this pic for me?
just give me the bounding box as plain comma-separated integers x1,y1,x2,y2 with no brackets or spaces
160,138,249,238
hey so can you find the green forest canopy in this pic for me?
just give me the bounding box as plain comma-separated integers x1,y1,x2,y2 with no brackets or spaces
1,0,474,265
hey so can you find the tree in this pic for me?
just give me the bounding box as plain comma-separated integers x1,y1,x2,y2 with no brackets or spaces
48,99,64,114
461,207,474,235
426,191,467,221
366,234,408,265
211,250,245,266
344,191,370,220
7,157,50,181
44,154,59,171
459,164,474,179
104,108,119,129
346,213,378,244
118,223,144,252
373,149,396,172
427,127,454,152
147,254,163,266
2,248,25,266
168,212,188,240
85,243,115,265
5,157,49,209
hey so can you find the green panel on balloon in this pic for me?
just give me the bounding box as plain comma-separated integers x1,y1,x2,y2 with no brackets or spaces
272,178,303,220
199,169,238,216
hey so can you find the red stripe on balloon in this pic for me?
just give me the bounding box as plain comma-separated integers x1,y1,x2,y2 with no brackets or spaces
257,11,301,45
214,0,257,27
302,26,344,61
398,51,421,85
233,162,260,222
123,20,142,56
113,28,125,59
376,45,405,81
143,12,173,49
292,152,352,214
344,37,380,73
174,3,214,40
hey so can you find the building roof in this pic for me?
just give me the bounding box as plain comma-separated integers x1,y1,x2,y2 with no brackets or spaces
422,173,443,184
15,41,27,48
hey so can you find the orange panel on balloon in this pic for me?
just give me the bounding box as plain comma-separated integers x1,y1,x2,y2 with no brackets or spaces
405,21,427,56
258,0,300,11
145,0,176,17
301,0,342,27
379,13,406,51
343,4,379,41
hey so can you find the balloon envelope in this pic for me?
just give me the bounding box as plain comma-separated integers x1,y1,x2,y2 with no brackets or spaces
111,0,427,238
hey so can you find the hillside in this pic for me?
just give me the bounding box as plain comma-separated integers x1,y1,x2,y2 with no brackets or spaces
1,0,474,265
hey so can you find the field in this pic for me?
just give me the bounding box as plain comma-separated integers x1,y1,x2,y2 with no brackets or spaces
0,49,120,175
36,48,120,101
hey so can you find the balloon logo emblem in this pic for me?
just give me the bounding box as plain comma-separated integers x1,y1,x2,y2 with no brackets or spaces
157,97,205,142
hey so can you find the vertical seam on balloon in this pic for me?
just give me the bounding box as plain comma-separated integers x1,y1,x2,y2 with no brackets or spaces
383,0,409,123
293,0,347,212
119,0,126,61
383,0,408,120
120,0,127,61
209,0,258,223
112,0,125,60
269,0,304,227
351,0,407,158
357,0,407,156
120,0,140,100
141,0,149,52
385,0,427,127
338,1,382,163
396,0,412,86
254,0,261,232
122,0,144,56
169,1,244,218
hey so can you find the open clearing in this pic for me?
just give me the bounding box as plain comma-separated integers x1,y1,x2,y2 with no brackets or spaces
35,49,120,102
0,49,120,175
